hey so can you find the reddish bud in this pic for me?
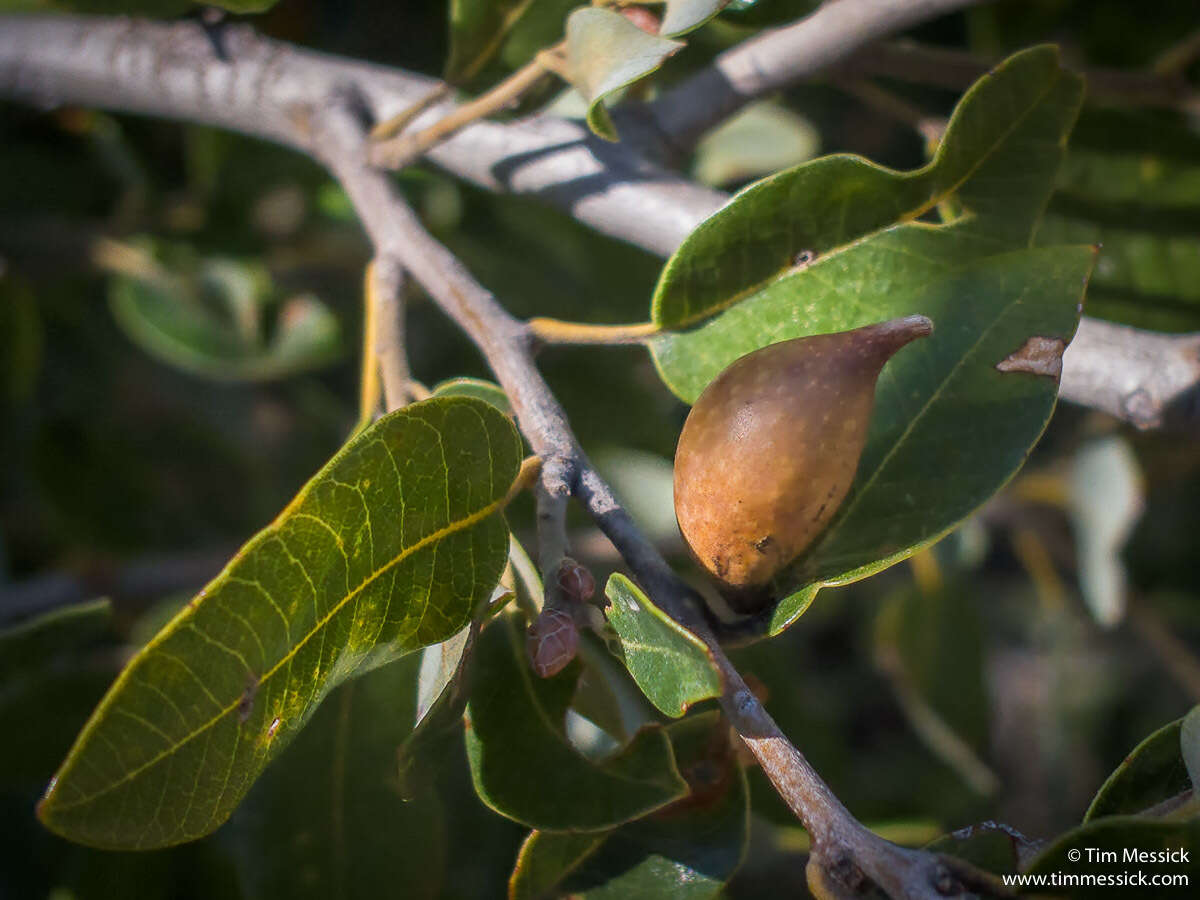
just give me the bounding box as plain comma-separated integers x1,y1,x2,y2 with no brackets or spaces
526,608,579,678
557,558,596,605
620,6,660,35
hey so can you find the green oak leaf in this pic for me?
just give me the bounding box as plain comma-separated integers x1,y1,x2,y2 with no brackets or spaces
650,46,1083,339
430,376,514,417
465,614,689,831
564,7,684,141
109,251,340,382
38,397,522,849
228,658,444,900
605,574,720,718
510,711,749,899
874,581,992,793
0,600,114,789
767,246,1089,633
1085,712,1195,823
1038,109,1200,332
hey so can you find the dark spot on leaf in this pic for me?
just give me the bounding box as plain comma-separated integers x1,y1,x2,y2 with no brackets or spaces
238,673,259,724
793,249,817,267
995,336,1066,380
753,535,774,554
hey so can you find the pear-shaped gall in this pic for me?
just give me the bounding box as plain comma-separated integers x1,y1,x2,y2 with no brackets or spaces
673,315,932,610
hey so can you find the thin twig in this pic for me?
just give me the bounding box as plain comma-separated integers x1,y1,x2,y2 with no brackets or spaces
370,44,564,170
358,261,382,429
369,82,452,141
1153,27,1200,77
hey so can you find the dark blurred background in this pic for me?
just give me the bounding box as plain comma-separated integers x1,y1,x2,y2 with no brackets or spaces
2,1,1199,897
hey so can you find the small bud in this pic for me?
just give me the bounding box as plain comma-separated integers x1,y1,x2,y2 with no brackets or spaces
557,557,596,605
526,608,579,678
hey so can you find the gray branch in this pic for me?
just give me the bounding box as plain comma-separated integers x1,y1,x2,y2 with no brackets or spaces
1,12,1193,430
647,0,991,150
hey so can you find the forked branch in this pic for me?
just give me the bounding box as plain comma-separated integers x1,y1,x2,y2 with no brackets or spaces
313,96,1004,900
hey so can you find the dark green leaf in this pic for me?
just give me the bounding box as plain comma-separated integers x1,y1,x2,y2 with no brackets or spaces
760,247,1091,632
925,825,1022,876
229,657,444,900
564,7,685,140
605,574,720,718
39,397,522,849
0,275,41,406
431,376,514,417
650,46,1083,337
109,251,341,381
1037,108,1200,332
874,581,993,793
0,598,111,682
395,621,479,799
510,830,608,900
0,600,115,788
465,614,688,831
511,712,749,899
1084,713,1193,822
1182,707,1200,792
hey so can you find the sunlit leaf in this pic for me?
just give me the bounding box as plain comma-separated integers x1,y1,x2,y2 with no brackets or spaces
605,574,720,718
465,614,688,831
564,7,684,140
38,397,522,849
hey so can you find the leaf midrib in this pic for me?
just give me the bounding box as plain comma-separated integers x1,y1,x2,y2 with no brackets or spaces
661,68,1060,330
46,491,511,816
802,282,1038,583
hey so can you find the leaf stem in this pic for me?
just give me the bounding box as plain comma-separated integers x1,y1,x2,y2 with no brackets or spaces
357,261,382,430
369,257,413,411
369,82,452,142
527,317,661,345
